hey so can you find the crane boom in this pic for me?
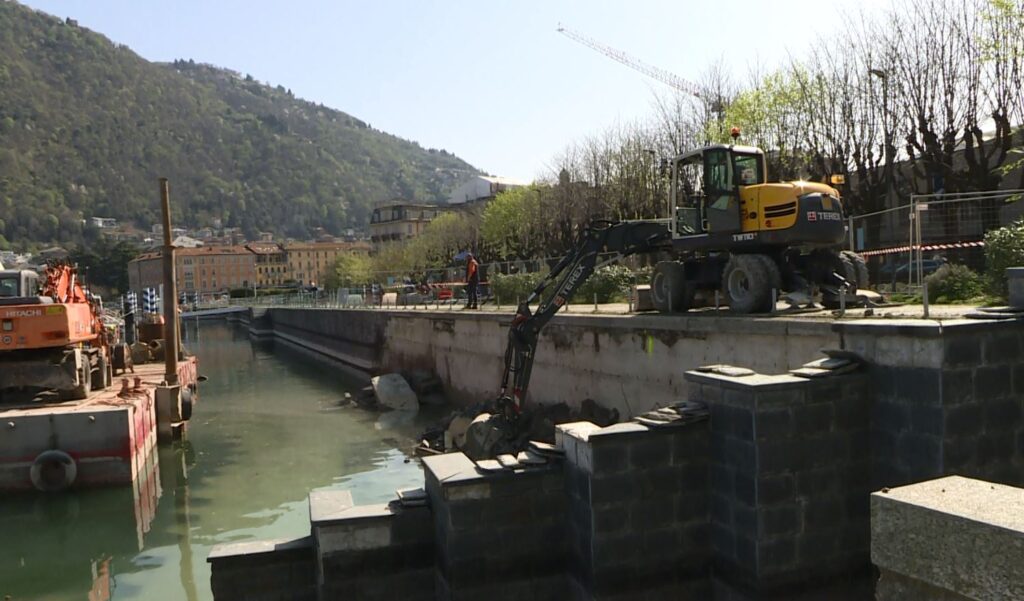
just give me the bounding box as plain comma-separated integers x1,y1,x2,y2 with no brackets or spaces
556,23,702,99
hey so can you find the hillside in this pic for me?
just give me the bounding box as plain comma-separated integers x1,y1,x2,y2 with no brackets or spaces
0,1,478,250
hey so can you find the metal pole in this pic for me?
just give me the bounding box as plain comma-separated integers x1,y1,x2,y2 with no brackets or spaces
915,203,924,288
908,198,915,289
159,177,179,386
848,216,855,252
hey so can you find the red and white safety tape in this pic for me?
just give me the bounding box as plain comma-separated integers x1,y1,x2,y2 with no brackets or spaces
858,240,985,257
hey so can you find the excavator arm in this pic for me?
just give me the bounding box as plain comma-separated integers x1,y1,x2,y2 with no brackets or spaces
496,220,670,419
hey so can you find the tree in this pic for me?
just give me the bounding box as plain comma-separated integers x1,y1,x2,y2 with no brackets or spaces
481,186,546,260
324,253,372,289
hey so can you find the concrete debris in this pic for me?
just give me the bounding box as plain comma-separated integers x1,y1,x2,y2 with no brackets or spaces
528,440,565,456
517,450,548,465
460,413,506,460
791,352,864,378
634,400,709,428
417,398,620,459
803,357,855,370
497,454,521,469
789,367,832,379
371,374,419,412
696,364,756,377
445,415,474,450
474,459,504,473
396,487,428,507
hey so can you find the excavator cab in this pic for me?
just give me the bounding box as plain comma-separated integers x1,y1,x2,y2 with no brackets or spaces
670,145,767,238
0,270,40,304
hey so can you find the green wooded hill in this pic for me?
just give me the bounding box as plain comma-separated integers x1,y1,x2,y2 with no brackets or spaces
0,1,478,250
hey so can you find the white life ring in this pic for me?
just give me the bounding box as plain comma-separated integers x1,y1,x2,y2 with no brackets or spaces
30,450,78,492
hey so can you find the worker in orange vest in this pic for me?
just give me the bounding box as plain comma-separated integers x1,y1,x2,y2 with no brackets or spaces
465,253,479,309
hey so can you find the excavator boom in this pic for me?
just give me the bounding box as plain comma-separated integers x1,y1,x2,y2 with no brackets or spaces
497,220,670,417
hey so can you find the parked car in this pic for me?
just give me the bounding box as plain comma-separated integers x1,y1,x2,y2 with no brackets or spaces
878,259,945,280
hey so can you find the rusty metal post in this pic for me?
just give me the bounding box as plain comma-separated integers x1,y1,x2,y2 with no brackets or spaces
160,178,179,386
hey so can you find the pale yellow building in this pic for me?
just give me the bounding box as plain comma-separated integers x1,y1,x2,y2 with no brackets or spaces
284,241,372,287
246,243,288,287
369,201,450,250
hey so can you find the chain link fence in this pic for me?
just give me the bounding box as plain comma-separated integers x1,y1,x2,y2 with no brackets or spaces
850,189,1024,291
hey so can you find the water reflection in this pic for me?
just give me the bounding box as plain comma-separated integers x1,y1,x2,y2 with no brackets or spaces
0,320,432,600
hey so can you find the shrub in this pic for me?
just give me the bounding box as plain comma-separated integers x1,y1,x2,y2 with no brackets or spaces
924,264,983,303
984,219,1024,295
573,264,639,303
489,268,549,304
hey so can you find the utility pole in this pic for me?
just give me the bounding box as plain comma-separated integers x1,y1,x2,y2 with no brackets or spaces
159,177,179,385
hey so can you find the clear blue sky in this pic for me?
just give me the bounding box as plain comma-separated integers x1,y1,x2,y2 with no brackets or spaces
23,0,888,182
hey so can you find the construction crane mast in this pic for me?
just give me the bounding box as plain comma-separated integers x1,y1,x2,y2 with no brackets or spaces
556,23,703,100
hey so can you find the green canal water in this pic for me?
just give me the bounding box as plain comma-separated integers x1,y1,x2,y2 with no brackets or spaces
0,320,432,601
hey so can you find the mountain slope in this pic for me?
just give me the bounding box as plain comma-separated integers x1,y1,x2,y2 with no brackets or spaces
0,1,478,249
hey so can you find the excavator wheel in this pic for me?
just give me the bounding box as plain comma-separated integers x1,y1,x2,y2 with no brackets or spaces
651,261,694,314
753,255,783,310
68,364,91,401
841,250,870,289
722,254,776,314
91,353,112,391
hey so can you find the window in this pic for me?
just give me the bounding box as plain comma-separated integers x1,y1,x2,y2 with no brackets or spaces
0,276,18,297
733,153,764,186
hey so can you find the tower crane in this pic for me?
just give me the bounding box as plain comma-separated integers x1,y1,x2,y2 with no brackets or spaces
556,23,703,100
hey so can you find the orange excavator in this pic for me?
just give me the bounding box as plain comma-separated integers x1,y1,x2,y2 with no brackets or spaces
0,261,111,400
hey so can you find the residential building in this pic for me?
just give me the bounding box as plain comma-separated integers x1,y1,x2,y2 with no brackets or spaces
284,241,372,287
369,201,450,250
128,246,256,297
246,243,288,287
90,217,118,229
447,175,528,206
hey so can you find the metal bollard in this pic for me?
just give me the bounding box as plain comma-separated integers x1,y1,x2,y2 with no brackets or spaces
771,288,777,315
923,282,930,319
839,284,847,316
594,293,598,313
715,290,720,310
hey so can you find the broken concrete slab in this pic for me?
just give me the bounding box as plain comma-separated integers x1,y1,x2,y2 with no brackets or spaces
371,373,418,412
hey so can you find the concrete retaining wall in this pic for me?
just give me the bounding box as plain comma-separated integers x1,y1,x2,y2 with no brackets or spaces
871,475,1024,601
256,308,835,415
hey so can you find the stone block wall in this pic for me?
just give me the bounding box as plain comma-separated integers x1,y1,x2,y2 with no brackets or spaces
208,536,316,601
837,319,1024,489
558,420,712,600
687,370,872,594
422,452,570,601
310,490,435,601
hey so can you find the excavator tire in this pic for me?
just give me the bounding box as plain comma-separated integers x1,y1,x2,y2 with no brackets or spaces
91,353,111,391
68,363,91,401
841,250,870,289
722,254,774,314
753,255,783,309
651,261,694,313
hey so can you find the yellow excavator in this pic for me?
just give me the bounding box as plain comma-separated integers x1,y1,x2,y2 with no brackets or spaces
649,136,867,313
